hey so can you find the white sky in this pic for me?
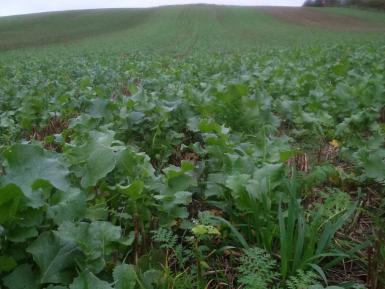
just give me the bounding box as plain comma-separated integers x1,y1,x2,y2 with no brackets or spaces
0,0,304,17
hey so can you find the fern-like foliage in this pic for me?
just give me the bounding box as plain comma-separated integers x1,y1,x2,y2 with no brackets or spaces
238,247,279,289
152,227,177,249
151,227,193,269
286,270,319,289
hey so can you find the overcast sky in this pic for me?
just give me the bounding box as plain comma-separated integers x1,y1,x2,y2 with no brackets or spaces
0,0,304,16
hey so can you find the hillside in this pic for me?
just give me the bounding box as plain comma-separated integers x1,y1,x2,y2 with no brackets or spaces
0,9,154,51
0,5,384,53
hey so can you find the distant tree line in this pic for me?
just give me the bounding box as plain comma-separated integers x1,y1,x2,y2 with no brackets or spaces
304,0,385,9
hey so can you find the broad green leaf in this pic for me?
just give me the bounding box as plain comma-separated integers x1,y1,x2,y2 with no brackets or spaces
162,161,196,192
87,99,112,119
115,148,151,176
252,163,284,190
69,271,112,289
6,208,44,242
58,221,121,262
67,131,117,188
279,150,297,162
114,148,156,188
117,180,144,200
81,146,116,188
190,118,229,135
0,255,17,273
27,231,82,284
226,174,250,197
362,154,385,181
85,201,109,221
167,174,195,192
3,264,39,289
142,269,162,288
155,191,192,207
47,188,87,224
113,264,137,289
7,226,38,243
0,184,23,224
1,144,70,197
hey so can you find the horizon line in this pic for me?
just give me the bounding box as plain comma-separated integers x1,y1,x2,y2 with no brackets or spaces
0,3,304,18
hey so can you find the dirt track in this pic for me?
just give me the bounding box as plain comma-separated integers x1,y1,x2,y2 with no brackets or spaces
262,7,385,32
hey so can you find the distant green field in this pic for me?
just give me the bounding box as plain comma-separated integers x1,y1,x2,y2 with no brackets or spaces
0,5,384,55
0,9,155,51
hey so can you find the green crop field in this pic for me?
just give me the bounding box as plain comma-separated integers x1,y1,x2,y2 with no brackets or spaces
0,5,385,289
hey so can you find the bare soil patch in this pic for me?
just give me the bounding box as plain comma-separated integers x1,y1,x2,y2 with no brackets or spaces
262,7,385,32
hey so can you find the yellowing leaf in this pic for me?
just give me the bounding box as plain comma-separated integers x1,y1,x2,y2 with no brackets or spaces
329,139,340,148
192,225,220,236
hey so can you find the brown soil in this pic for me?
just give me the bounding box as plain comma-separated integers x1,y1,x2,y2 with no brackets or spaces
262,7,385,32
25,116,69,151
169,144,201,167
288,153,310,173
379,106,385,123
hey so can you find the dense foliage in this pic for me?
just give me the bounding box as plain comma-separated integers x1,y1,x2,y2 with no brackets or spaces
305,0,385,9
0,6,385,288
